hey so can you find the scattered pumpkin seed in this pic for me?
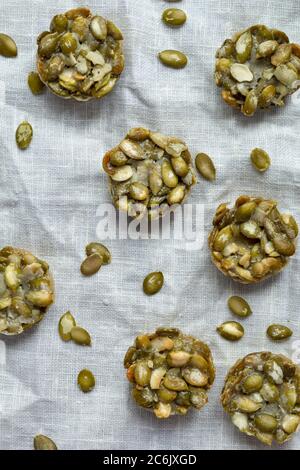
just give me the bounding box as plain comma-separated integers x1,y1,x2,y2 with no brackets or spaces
195,153,216,181
158,50,188,69
58,311,76,341
85,242,111,265
70,326,91,346
228,296,252,318
16,121,33,150
34,435,57,450
143,272,164,295
217,321,244,341
80,253,103,276
77,369,95,393
0,33,17,57
266,324,293,340
250,148,271,172
28,72,45,95
162,9,187,27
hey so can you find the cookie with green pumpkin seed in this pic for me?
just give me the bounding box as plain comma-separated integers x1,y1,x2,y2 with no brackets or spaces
209,195,298,284
36,7,124,101
221,352,300,445
0,246,54,335
124,328,215,418
215,25,300,116
102,128,197,220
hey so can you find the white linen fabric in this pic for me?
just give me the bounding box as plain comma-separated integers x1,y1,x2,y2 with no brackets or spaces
0,0,300,450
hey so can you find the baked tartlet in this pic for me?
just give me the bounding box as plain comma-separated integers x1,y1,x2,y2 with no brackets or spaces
221,352,300,445
0,246,54,335
36,7,124,101
215,25,300,116
102,127,197,219
209,196,298,284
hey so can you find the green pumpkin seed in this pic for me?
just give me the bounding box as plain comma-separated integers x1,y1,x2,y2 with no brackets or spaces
51,14,68,33
195,153,216,181
85,242,111,265
34,435,57,450
78,369,95,393
250,148,271,172
134,361,151,386
228,296,252,318
242,373,263,393
0,33,17,57
58,311,76,342
158,50,188,69
70,326,91,346
143,272,164,295
16,121,33,150
59,32,77,54
80,253,103,276
266,324,293,340
162,9,187,27
254,413,278,433
217,321,244,341
28,72,45,95
107,21,123,40
132,387,155,408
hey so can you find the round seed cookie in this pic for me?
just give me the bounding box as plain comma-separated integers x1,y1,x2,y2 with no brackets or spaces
215,25,300,116
221,352,300,445
0,246,54,335
36,7,124,101
209,195,298,284
102,128,197,219
124,327,215,418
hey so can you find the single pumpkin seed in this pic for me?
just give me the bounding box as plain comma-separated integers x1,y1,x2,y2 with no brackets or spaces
130,182,149,201
161,160,178,188
235,30,252,63
70,326,91,346
143,271,164,295
256,40,278,58
158,50,188,69
111,165,133,182
34,435,57,450
250,148,271,172
16,121,33,150
162,8,187,27
230,63,253,82
242,373,263,393
28,72,45,95
58,311,76,341
78,369,95,393
85,242,111,265
228,296,252,318
195,153,216,181
254,413,278,433
217,321,244,341
80,253,103,276
282,415,300,434
0,33,17,57
266,324,293,340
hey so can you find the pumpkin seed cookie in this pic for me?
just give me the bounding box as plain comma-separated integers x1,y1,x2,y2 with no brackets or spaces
209,196,298,284
215,25,300,116
124,327,215,418
0,246,54,335
36,7,124,101
102,128,197,219
221,352,300,445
